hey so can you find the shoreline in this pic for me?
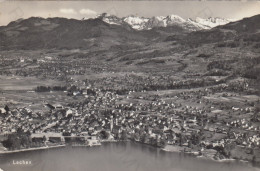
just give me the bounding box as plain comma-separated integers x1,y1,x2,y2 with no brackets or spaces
0,144,65,154
0,139,121,154
0,140,257,166
161,145,253,164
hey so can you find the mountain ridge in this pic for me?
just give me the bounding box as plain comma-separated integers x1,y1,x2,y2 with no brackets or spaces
96,13,232,31
0,17,151,50
0,14,259,50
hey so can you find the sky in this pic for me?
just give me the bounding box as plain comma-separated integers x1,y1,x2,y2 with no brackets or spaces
0,1,260,26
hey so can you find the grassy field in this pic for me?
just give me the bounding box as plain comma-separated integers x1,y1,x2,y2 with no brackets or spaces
0,75,74,109
0,76,64,91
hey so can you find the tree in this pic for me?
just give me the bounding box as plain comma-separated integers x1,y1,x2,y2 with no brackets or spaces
2,138,13,149
191,131,202,145
179,134,183,146
21,135,30,148
4,105,9,113
140,133,149,143
120,130,128,141
149,137,158,147
43,136,47,142
132,132,140,141
16,127,23,135
98,130,109,140
26,130,31,136
223,142,235,158
2,134,21,150
158,138,167,148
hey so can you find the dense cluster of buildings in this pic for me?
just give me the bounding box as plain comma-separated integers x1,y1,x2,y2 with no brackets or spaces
0,84,259,162
0,54,259,163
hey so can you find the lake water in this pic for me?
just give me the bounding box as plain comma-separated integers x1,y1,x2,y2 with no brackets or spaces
0,142,259,171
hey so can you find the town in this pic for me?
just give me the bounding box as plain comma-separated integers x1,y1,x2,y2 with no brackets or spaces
0,73,260,164
0,15,259,166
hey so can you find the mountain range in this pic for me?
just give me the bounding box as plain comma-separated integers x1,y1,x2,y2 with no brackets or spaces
0,14,259,50
97,13,232,31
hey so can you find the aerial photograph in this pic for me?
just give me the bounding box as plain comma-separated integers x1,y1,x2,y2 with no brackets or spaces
0,1,259,171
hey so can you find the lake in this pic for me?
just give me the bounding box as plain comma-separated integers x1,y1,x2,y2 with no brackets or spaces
0,142,259,171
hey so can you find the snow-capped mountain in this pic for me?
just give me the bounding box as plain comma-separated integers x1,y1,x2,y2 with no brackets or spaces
194,17,232,28
97,13,233,31
145,16,167,30
123,16,149,30
97,13,123,25
166,15,186,25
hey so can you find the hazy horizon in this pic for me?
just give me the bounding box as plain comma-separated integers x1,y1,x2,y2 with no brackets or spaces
0,1,260,26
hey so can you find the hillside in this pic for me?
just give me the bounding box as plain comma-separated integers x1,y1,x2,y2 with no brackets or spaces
178,14,260,49
0,17,152,50
0,15,259,82
0,14,236,51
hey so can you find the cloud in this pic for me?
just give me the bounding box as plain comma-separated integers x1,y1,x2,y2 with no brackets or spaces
59,8,77,14
79,9,97,16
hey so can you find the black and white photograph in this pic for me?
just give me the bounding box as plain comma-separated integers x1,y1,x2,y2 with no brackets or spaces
0,0,260,171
